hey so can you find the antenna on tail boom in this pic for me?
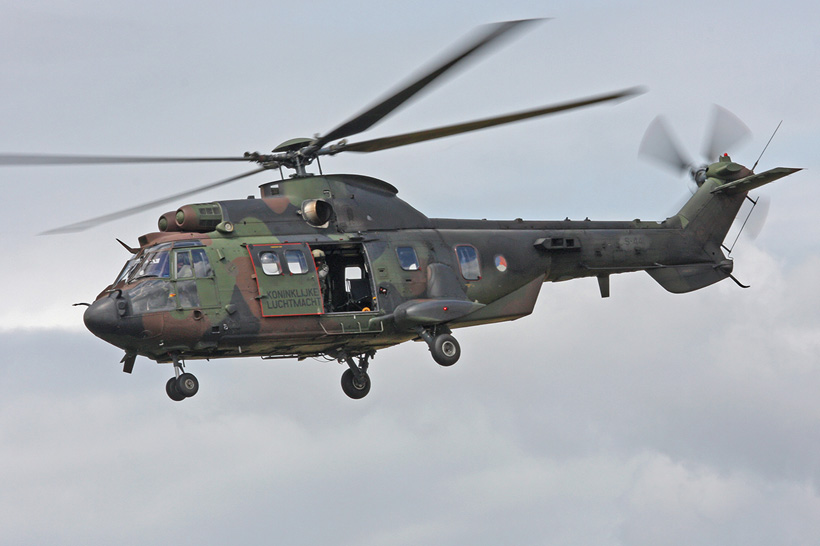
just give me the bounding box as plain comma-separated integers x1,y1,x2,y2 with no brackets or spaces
751,120,783,172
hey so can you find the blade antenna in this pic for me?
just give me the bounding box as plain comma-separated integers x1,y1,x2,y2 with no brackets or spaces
751,120,783,172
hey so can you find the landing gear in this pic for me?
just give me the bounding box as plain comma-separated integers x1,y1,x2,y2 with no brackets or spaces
432,334,460,366
166,355,199,402
416,327,461,366
338,351,374,399
166,377,186,401
177,373,199,397
341,368,371,399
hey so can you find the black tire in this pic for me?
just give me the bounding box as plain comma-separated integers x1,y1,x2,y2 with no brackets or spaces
176,373,199,398
341,369,371,399
166,377,186,401
432,334,460,366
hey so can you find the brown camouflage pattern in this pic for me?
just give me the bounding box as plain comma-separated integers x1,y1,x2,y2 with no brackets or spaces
83,158,798,373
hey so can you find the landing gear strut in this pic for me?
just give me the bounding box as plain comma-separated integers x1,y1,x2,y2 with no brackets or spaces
417,327,461,366
166,354,199,402
339,351,374,399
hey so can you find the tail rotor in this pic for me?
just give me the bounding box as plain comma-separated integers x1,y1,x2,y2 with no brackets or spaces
640,105,783,248
639,105,752,190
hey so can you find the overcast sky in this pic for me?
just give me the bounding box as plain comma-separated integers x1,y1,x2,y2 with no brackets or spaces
1,1,819,544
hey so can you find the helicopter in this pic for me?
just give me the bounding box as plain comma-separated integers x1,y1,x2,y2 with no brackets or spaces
0,19,800,401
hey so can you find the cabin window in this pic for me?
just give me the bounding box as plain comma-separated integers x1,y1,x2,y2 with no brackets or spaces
259,251,282,276
285,249,308,275
396,246,420,271
345,266,363,280
455,245,481,280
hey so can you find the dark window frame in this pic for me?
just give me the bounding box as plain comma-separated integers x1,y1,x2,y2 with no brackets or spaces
455,244,481,281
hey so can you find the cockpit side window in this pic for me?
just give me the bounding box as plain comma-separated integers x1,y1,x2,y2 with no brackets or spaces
175,251,194,279
174,248,214,279
191,248,213,278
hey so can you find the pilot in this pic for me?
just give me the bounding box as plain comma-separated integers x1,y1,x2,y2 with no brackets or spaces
176,255,193,278
312,249,330,310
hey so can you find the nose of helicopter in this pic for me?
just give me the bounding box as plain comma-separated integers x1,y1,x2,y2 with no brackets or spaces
83,295,121,337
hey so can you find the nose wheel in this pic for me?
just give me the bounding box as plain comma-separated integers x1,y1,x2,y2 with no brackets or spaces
341,368,371,399
166,355,199,401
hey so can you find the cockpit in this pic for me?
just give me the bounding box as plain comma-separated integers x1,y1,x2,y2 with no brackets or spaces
110,242,218,314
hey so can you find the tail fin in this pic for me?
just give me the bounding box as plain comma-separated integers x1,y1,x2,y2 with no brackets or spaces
648,158,800,293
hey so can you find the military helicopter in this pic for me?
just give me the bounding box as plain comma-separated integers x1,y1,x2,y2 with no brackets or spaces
0,20,800,401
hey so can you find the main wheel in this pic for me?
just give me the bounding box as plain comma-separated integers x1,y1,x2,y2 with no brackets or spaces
432,334,460,366
176,373,199,398
166,377,186,401
341,368,371,399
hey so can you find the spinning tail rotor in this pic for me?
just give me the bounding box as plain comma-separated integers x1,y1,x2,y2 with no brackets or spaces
639,105,751,189
640,106,800,250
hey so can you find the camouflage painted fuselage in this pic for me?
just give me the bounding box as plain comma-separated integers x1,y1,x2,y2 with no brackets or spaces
83,159,797,365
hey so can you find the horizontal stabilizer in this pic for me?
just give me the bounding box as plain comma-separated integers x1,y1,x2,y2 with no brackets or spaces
712,167,802,195
647,261,732,294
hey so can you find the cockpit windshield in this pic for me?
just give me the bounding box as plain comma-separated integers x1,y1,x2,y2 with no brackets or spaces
128,244,172,282
134,250,170,279
114,255,141,285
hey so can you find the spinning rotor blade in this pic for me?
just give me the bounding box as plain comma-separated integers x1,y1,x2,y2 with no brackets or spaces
331,87,645,153
702,105,751,162
312,19,543,150
638,115,692,174
41,167,266,234
0,153,249,166
744,194,770,240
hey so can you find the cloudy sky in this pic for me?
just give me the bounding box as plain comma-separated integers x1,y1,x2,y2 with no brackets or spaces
1,0,818,544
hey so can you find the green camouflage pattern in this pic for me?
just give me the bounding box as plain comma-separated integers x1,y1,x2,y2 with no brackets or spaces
83,157,798,379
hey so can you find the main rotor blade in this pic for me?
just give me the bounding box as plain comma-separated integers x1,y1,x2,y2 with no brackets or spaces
312,19,543,150
40,167,267,234
639,115,692,174
331,87,645,154
0,153,250,166
702,105,751,162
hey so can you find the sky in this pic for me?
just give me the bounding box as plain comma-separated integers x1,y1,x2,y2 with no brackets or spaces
1,0,819,544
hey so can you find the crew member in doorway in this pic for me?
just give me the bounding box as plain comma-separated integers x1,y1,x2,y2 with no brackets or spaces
312,249,330,311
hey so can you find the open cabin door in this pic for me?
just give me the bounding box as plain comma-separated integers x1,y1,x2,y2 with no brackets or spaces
247,243,324,316
312,242,383,334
